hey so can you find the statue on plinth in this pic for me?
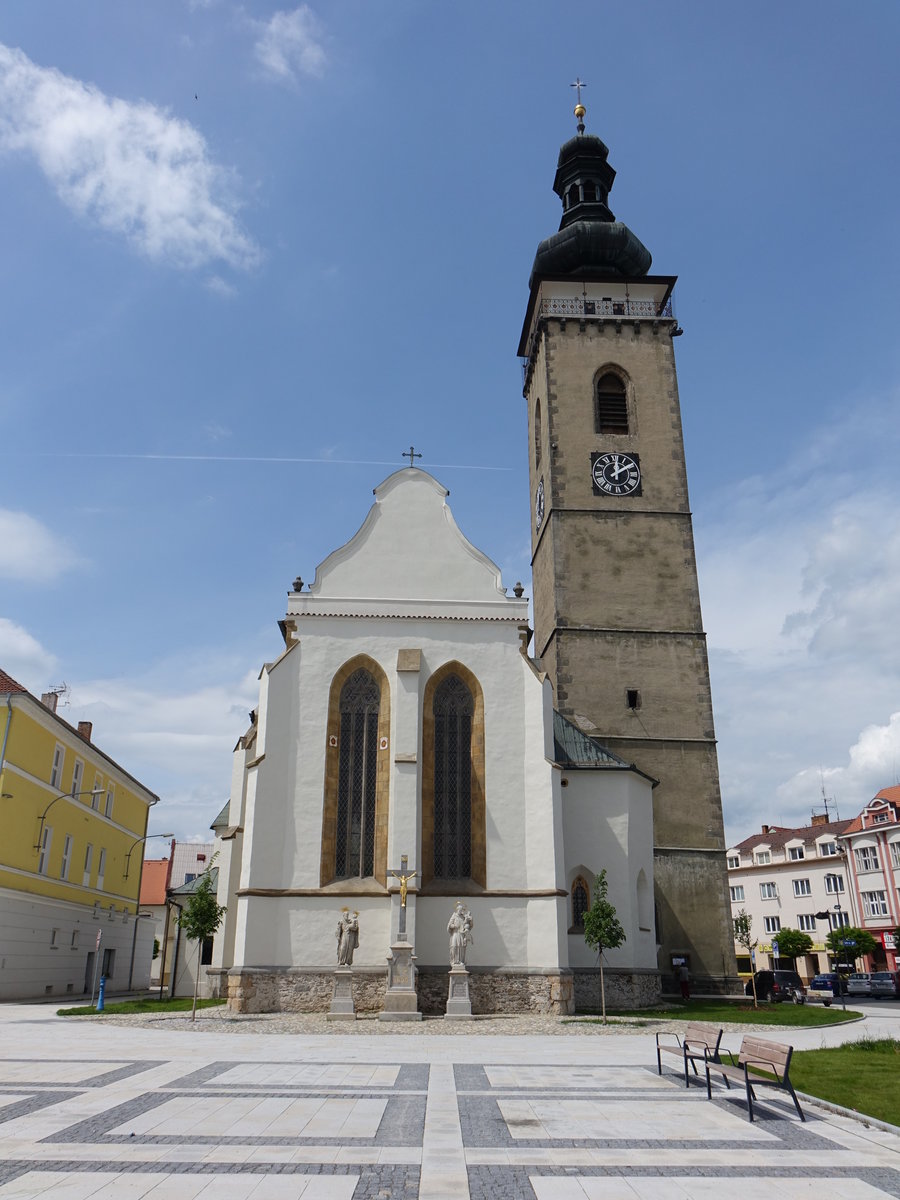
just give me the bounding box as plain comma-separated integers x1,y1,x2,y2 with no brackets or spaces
448,901,473,966
336,908,359,966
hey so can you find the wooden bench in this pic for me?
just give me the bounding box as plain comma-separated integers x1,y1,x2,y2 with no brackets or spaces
704,1035,805,1122
655,1022,723,1088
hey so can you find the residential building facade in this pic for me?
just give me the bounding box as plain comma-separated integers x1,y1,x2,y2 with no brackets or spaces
726,816,855,981
842,787,900,971
0,669,159,999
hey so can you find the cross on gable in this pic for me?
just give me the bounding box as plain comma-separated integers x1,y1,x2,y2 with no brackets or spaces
402,446,422,467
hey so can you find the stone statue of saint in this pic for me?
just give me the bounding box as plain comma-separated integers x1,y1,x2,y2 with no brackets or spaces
447,901,473,967
336,909,359,966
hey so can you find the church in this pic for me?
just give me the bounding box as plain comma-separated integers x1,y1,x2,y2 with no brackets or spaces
210,104,735,1014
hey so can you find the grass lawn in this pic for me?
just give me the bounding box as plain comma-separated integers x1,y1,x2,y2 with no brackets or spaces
57,997,226,1017
569,999,860,1027
788,1038,900,1126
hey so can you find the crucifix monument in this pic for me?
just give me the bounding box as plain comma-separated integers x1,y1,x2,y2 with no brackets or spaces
379,854,422,1022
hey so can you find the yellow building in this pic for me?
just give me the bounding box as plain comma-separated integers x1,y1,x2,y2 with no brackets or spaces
0,668,160,1000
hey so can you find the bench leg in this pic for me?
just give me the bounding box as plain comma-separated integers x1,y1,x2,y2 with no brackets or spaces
656,1046,662,1075
786,1081,806,1122
683,1052,690,1088
745,1080,754,1122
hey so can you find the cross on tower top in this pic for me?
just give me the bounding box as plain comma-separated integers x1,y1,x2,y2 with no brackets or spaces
402,445,422,467
570,78,587,133
570,77,587,106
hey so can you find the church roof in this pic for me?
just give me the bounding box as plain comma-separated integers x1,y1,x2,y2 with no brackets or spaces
169,866,218,897
552,710,632,769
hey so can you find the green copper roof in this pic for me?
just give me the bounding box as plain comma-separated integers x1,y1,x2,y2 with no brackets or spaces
529,128,652,285
553,710,631,768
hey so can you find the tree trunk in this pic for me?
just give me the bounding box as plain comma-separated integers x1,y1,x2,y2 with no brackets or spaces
599,950,607,1025
191,943,200,1021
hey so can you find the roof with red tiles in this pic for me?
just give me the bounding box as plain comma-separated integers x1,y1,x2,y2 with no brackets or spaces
842,790,900,835
139,858,171,906
732,818,852,852
0,669,27,695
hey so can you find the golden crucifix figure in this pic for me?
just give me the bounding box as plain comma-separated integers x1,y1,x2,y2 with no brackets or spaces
390,854,417,908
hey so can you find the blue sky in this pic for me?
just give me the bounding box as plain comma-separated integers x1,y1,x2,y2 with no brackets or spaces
2,2,899,849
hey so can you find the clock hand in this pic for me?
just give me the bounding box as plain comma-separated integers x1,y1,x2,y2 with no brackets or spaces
611,457,629,480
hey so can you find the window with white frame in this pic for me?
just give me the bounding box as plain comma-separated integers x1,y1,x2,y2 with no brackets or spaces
760,881,777,899
91,781,100,810
764,916,781,934
873,813,889,824
730,885,744,902
38,826,52,875
105,783,114,818
825,874,845,894
755,850,771,865
97,848,106,890
727,855,740,869
862,890,889,918
83,844,93,886
855,845,880,872
60,834,73,880
797,913,816,931
890,841,900,870
71,758,83,797
792,878,811,897
818,841,838,856
788,845,805,860
830,911,850,930
50,744,65,789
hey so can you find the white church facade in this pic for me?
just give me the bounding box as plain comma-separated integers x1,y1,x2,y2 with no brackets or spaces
211,468,659,1014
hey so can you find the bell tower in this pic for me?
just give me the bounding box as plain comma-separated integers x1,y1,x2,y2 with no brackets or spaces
519,98,736,990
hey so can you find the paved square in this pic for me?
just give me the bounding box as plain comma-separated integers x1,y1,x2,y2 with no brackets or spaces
0,1003,897,1199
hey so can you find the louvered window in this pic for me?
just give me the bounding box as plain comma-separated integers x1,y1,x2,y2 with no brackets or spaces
335,669,379,879
596,372,628,434
433,675,473,879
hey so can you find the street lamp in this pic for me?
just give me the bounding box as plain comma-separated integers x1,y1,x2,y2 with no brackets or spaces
34,787,105,852
123,832,174,880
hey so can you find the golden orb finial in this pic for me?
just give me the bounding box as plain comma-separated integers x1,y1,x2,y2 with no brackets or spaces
574,103,586,119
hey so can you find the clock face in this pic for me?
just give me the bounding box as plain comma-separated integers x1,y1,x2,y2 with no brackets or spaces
591,451,642,497
535,477,545,529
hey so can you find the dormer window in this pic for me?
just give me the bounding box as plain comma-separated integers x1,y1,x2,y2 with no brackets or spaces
755,850,771,865
788,845,805,861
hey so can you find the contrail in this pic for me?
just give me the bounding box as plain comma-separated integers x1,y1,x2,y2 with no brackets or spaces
25,452,512,472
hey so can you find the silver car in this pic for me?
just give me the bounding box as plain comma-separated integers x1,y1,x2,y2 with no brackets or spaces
847,972,872,996
870,971,900,998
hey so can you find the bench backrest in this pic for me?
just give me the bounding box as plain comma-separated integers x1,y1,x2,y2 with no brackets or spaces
738,1036,793,1080
682,1023,723,1053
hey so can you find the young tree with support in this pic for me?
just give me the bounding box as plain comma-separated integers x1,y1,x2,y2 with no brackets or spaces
176,863,227,1021
582,869,625,1024
733,910,758,1008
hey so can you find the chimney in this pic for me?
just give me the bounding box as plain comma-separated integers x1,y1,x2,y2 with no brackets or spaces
77,721,93,742
40,692,59,713
760,824,769,835
810,812,828,827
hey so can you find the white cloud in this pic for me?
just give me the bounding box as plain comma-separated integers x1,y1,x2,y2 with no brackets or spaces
0,43,260,270
204,274,238,298
0,509,83,582
253,7,327,85
0,618,57,687
696,389,900,843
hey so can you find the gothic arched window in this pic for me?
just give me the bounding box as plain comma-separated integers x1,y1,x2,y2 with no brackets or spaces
432,675,473,879
335,669,379,878
572,876,590,929
595,371,629,435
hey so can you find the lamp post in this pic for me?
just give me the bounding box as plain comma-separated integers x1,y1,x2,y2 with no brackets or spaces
123,833,174,880
34,787,105,852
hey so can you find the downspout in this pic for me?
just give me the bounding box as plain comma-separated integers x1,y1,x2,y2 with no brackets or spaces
0,697,13,794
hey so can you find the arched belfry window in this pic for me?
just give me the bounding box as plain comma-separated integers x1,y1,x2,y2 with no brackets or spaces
582,179,597,202
595,371,629,435
321,656,390,886
433,675,473,879
422,663,486,888
534,398,542,466
572,876,590,929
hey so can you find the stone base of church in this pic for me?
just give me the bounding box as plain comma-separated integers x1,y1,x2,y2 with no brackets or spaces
227,966,386,1014
572,967,662,1011
417,968,575,1016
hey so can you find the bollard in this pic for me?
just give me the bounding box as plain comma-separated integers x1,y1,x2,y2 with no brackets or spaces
97,976,107,1013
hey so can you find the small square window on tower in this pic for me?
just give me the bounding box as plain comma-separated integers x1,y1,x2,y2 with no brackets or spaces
626,689,641,710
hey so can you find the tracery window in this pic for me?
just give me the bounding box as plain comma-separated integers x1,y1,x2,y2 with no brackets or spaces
433,675,473,879
335,668,379,879
571,876,590,928
595,371,629,434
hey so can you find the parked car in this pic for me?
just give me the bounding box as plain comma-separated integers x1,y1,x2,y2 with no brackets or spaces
807,972,849,1005
847,972,872,996
744,970,806,1003
869,971,900,998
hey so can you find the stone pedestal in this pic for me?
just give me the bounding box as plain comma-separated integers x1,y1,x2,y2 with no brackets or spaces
378,941,422,1021
326,966,356,1021
444,964,473,1020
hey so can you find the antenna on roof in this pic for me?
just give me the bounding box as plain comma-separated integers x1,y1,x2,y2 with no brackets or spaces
48,682,70,708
